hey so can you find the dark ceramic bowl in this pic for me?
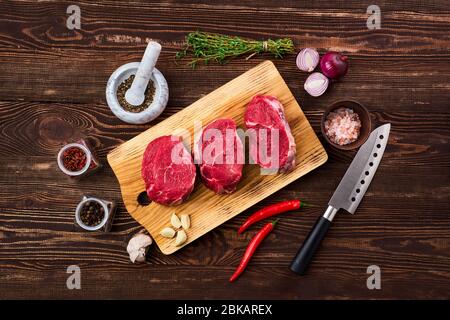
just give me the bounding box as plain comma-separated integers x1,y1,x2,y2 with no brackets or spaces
321,100,372,151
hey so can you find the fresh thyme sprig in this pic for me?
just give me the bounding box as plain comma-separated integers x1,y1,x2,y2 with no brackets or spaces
176,31,295,67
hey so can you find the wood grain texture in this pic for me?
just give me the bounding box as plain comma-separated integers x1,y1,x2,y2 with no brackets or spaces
0,0,449,299
108,61,327,254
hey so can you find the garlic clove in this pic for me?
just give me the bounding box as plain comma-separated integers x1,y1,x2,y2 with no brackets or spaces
180,214,190,230
171,213,182,229
160,227,176,238
174,229,187,246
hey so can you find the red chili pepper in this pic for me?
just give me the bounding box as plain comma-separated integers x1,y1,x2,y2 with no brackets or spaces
238,200,308,234
229,220,278,282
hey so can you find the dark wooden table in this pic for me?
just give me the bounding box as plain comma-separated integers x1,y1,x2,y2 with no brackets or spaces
1,0,449,299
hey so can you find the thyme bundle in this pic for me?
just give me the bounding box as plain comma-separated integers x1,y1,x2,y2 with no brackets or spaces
176,31,294,67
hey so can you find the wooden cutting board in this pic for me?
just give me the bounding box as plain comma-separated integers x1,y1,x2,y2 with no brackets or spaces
108,60,328,255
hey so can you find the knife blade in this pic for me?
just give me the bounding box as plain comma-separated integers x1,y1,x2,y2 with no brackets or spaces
290,123,391,275
330,123,391,214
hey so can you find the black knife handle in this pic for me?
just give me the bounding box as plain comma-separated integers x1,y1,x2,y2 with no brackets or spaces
290,216,332,275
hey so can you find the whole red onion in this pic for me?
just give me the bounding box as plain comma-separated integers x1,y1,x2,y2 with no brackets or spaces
320,52,348,79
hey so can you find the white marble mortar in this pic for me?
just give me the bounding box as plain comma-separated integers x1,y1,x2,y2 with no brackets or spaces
106,62,169,124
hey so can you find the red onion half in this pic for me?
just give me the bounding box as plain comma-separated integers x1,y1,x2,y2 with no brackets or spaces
320,51,348,79
304,72,329,97
296,48,319,72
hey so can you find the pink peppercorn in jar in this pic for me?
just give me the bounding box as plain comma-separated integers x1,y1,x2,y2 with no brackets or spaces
57,139,101,178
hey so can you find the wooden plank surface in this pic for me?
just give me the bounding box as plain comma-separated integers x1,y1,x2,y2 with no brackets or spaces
108,61,327,254
0,0,449,299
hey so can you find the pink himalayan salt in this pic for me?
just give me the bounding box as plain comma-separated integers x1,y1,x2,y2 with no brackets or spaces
324,107,361,146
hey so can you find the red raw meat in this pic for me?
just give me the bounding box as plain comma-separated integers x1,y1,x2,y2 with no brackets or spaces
142,135,196,205
194,118,244,194
244,95,296,172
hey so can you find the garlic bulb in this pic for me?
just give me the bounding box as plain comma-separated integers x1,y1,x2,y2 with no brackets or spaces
296,48,320,72
127,232,153,263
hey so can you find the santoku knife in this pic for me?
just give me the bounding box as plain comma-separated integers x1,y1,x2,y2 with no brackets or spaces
290,123,391,275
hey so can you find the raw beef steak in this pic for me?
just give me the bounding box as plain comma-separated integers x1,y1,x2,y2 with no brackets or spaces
142,135,196,206
244,95,296,172
194,118,244,194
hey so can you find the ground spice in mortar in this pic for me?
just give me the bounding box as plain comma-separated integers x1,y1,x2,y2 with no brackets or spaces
62,147,87,172
80,200,105,226
117,75,156,113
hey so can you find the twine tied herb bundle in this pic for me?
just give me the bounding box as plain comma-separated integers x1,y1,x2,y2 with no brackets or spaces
176,31,294,67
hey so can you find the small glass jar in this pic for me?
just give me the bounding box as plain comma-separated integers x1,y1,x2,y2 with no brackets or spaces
57,139,101,178
75,196,117,232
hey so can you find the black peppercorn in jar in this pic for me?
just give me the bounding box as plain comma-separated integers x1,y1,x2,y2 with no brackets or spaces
75,196,116,232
